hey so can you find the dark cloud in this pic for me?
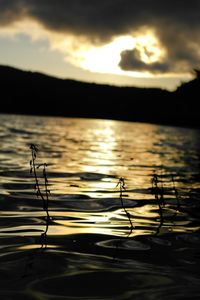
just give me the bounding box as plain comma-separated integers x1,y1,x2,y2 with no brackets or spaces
1,0,200,73
0,0,27,25
119,40,200,74
119,49,171,73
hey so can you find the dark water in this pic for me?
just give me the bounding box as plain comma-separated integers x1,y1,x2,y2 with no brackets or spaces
0,114,200,300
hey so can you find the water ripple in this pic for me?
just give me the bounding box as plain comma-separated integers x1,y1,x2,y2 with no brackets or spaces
1,114,200,299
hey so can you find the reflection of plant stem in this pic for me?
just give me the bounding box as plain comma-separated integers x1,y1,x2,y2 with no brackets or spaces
116,177,134,231
40,229,48,249
172,175,181,211
151,172,164,235
30,144,50,246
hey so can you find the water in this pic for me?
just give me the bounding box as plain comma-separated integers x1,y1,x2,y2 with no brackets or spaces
0,114,200,300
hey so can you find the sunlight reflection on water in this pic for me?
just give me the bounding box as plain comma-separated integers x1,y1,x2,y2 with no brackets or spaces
0,114,200,299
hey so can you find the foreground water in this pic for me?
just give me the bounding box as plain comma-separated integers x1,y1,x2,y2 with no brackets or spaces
0,114,200,300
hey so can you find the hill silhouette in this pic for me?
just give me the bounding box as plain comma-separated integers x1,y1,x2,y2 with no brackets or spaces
0,65,199,127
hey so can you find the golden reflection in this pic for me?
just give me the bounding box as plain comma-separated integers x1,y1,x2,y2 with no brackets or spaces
80,120,119,175
2,117,198,241
33,118,196,201
39,209,156,238
0,225,45,236
132,205,158,219
17,244,58,250
23,210,132,237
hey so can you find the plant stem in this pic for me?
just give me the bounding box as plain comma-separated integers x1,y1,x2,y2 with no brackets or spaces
117,177,134,230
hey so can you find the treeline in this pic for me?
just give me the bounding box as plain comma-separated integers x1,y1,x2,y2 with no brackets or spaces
0,65,199,127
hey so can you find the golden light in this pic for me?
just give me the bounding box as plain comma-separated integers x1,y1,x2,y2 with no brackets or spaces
0,18,165,78
73,32,165,77
134,33,164,64
78,35,135,74
80,120,119,175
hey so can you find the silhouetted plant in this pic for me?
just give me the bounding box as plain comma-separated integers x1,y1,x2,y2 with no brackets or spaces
30,144,50,245
151,172,164,234
116,177,134,231
151,172,183,234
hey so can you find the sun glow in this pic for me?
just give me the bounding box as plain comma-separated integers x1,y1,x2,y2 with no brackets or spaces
0,19,165,78
78,35,136,74
135,34,164,64
74,33,165,77
136,35,163,64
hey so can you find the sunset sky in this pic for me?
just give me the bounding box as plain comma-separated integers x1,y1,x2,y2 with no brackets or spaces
0,0,199,90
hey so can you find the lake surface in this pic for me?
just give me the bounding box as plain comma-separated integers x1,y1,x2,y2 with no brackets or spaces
0,114,200,300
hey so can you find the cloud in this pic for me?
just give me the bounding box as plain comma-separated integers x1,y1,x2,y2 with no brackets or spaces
119,48,170,73
119,41,200,74
1,0,200,74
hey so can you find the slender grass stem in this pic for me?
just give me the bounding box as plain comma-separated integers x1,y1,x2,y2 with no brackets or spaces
30,144,50,224
116,177,134,230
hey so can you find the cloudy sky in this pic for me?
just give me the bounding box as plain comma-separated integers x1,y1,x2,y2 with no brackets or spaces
0,0,199,90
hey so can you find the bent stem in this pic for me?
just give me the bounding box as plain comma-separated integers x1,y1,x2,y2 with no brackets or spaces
30,144,50,243
116,177,134,231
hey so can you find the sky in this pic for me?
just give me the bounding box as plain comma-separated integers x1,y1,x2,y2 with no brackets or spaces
0,0,199,91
